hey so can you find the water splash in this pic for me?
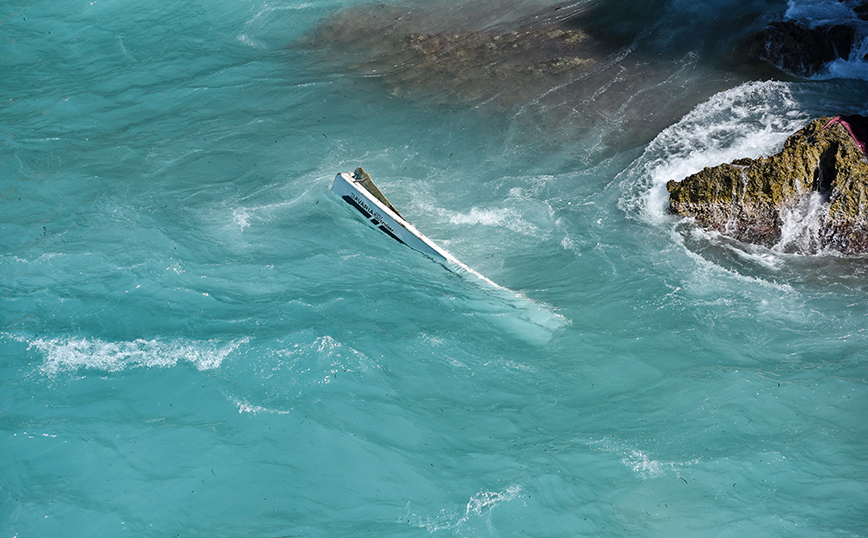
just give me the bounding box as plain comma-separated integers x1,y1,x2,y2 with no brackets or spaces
785,0,858,27
585,437,700,479
774,192,830,254
232,398,292,415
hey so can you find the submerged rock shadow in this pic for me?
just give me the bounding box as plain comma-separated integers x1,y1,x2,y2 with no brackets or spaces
297,0,769,155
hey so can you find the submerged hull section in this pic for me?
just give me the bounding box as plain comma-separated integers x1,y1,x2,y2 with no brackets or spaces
330,172,453,262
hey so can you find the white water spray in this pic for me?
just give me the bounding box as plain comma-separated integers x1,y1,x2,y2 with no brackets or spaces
774,192,830,253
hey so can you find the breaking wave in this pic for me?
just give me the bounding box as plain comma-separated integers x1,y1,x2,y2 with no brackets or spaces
617,80,811,224
785,0,868,81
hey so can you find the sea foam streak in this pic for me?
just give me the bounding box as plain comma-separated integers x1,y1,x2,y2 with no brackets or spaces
583,437,700,479
17,335,248,375
404,484,524,533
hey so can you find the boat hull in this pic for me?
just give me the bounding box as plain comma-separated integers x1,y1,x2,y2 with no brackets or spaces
330,172,452,262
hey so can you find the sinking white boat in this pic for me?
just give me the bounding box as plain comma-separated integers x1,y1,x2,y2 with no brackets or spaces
330,167,570,341
331,167,457,264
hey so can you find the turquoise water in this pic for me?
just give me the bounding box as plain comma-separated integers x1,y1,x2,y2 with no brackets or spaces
2,0,867,536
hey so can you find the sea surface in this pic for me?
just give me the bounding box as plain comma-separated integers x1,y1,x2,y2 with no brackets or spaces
2,0,867,536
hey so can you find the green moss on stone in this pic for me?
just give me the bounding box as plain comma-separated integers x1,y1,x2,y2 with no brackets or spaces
666,117,868,253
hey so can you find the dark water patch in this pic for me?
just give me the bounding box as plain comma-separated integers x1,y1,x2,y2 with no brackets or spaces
561,0,669,49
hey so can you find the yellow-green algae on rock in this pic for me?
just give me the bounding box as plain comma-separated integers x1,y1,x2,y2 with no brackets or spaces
666,117,868,254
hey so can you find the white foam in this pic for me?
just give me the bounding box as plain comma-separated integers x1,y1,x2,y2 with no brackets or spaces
437,204,542,236
622,449,669,478
233,398,292,415
404,484,523,533
725,241,785,271
585,437,700,479
785,0,858,27
14,432,58,439
774,192,830,253
449,206,516,227
814,32,868,80
464,485,523,518
115,35,137,62
671,226,796,295
819,53,868,80
273,334,376,387
419,178,556,239
232,208,251,230
21,335,248,376
237,3,313,49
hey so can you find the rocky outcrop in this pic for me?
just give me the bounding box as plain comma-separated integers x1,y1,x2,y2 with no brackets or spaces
747,21,855,77
666,116,868,254
743,0,868,79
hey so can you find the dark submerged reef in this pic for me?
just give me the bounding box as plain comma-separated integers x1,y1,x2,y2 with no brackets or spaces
298,0,777,155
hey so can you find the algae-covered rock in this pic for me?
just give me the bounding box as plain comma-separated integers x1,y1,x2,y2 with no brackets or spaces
666,116,868,254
